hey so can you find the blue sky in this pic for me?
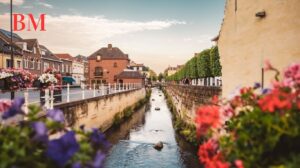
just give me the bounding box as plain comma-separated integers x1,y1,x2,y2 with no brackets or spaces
0,0,225,73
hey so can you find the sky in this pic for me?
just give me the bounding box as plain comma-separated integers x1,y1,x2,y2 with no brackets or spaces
0,0,225,73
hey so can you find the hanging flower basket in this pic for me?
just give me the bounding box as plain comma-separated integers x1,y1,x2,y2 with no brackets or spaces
0,69,35,92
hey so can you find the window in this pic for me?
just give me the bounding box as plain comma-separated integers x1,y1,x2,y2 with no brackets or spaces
96,55,101,61
32,60,35,69
62,64,64,72
33,47,36,54
6,59,11,68
94,67,103,76
37,61,40,70
44,62,49,71
24,59,28,68
17,61,21,68
113,62,118,67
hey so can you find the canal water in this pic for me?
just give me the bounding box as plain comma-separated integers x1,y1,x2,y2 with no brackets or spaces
104,88,201,168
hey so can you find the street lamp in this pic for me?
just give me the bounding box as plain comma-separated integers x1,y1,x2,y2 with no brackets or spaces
10,0,15,99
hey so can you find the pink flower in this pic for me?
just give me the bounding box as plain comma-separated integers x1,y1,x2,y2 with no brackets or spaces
0,99,12,113
235,160,244,168
264,60,274,71
283,63,300,87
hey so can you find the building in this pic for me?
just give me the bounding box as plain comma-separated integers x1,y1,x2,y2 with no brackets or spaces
54,53,73,77
40,45,62,73
0,33,23,69
164,65,183,77
216,0,300,97
72,59,84,85
115,69,145,85
0,29,42,75
128,61,145,72
88,44,130,85
74,55,88,84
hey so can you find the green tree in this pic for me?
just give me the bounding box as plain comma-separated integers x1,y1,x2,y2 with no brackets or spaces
210,46,222,76
197,49,211,77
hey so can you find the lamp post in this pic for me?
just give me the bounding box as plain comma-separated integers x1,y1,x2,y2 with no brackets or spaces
10,0,15,99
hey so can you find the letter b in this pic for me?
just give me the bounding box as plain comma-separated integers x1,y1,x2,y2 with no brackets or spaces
13,14,25,31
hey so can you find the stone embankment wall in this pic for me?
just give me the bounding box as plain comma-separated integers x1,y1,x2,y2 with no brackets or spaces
55,88,146,131
165,84,221,124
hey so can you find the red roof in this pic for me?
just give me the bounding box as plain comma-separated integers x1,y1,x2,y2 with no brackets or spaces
55,53,74,61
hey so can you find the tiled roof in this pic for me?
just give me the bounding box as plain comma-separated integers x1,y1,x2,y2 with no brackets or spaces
0,38,23,56
55,53,74,61
20,39,37,50
89,44,129,60
0,29,22,41
40,45,61,62
115,70,145,79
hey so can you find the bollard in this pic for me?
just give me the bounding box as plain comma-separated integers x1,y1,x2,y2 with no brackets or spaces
45,89,50,109
108,83,111,94
50,89,54,110
24,89,29,115
67,83,70,102
82,83,85,99
93,83,96,97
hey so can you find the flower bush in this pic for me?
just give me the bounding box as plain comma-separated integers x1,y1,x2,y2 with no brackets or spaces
0,68,36,91
38,68,62,88
0,98,109,167
196,63,300,168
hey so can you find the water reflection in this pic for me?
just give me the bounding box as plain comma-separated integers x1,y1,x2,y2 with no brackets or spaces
104,88,201,168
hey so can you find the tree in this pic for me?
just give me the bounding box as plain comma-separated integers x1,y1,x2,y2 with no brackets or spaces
210,46,222,77
197,49,211,78
158,73,164,82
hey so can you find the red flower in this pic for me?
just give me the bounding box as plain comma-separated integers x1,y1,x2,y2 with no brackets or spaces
195,105,220,136
258,89,293,113
198,139,230,168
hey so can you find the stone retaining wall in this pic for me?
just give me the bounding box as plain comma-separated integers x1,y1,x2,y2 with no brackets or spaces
55,88,146,131
165,84,221,124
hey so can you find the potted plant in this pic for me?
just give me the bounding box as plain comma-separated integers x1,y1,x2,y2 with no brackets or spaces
39,68,62,104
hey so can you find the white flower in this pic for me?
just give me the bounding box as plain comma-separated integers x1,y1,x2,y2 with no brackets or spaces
38,73,58,84
0,72,13,79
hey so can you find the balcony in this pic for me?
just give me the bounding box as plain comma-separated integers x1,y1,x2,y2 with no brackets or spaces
94,72,103,77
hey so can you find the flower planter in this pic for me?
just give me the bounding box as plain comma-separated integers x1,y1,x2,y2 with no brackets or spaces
40,89,62,105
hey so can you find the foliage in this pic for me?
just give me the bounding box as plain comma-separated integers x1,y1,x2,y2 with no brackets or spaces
166,46,222,82
195,63,300,168
0,99,109,168
210,46,222,77
0,68,37,92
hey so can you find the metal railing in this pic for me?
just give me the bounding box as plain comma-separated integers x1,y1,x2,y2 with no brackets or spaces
8,83,144,114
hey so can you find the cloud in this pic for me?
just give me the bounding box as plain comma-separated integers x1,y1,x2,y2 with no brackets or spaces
38,2,53,9
0,0,24,5
0,13,185,56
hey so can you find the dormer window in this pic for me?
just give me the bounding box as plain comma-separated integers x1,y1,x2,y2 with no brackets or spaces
96,55,101,61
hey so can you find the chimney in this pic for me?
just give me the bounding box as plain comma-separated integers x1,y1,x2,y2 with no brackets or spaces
108,44,112,49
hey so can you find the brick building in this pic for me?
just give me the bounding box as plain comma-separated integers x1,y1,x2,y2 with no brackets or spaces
40,45,62,73
115,70,145,85
88,44,130,85
54,53,73,77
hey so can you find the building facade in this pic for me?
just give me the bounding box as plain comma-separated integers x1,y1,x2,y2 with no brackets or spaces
88,44,130,84
217,0,300,97
74,55,88,84
0,34,23,69
115,70,145,85
72,60,84,85
54,54,73,77
40,45,62,73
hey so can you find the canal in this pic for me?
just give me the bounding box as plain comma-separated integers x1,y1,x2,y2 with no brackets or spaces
104,88,201,168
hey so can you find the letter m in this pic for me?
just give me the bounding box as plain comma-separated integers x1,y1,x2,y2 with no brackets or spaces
27,14,46,31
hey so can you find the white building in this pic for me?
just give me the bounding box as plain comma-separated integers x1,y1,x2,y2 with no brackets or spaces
72,60,85,85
